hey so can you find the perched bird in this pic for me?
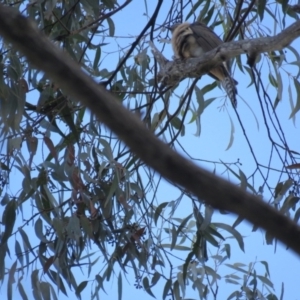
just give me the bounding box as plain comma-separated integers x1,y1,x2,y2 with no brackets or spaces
168,22,238,108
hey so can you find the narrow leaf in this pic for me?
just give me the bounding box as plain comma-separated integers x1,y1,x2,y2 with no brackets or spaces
143,277,156,298
75,281,88,298
213,223,244,251
1,199,16,245
290,78,300,119
107,17,115,36
7,260,17,300
162,279,172,300
257,0,267,21
225,115,235,150
118,272,122,300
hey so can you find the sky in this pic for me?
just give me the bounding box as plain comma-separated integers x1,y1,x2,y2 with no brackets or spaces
1,0,300,299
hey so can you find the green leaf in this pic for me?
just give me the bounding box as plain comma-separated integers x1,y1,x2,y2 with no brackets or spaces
242,95,260,130
288,84,296,126
275,67,283,102
204,265,221,281
15,240,23,265
225,263,247,274
118,272,122,300
265,230,274,245
173,280,180,300
162,279,172,300
220,162,256,194
213,223,245,251
107,17,115,36
201,82,217,94
176,213,193,235
75,281,88,298
197,0,211,22
280,282,284,300
7,260,17,300
223,243,231,259
185,0,204,20
93,46,101,70
203,230,219,247
239,169,247,191
35,218,47,242
280,195,300,213
225,115,235,150
19,228,35,256
143,277,156,298
160,244,190,251
289,79,300,119
170,225,177,250
274,178,293,203
66,215,82,241
0,162,9,171
236,53,244,73
287,45,300,78
7,137,22,152
40,282,51,300
48,270,68,296
232,216,244,228
43,256,55,273
260,261,270,277
18,281,28,300
170,116,182,130
99,138,114,161
94,274,106,295
31,270,42,300
80,215,93,238
203,4,215,25
154,202,168,225
102,0,116,9
207,225,225,241
227,291,242,299
280,0,289,13
257,275,274,288
244,66,254,87
151,272,161,286
1,199,16,245
257,0,267,21
195,85,204,113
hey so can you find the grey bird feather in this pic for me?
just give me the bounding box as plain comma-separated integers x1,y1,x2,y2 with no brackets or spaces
168,22,238,108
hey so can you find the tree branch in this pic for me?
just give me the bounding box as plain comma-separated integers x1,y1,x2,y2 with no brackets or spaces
1,5,300,255
150,20,300,86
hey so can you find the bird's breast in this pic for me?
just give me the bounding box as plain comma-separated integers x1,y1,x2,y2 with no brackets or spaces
174,34,204,58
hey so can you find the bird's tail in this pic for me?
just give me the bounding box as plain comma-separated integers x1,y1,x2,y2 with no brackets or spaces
221,76,238,108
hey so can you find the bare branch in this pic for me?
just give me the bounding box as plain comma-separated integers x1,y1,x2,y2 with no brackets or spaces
1,5,300,255
150,20,300,86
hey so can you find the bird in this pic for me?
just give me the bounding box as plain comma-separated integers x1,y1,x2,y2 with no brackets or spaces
168,22,238,108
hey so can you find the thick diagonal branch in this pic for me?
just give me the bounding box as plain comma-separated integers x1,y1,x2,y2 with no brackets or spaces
1,5,300,255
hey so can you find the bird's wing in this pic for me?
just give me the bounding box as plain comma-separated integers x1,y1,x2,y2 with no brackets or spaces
190,22,233,79
190,22,223,52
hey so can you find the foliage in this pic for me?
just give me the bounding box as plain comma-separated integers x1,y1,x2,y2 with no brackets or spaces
0,0,300,299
